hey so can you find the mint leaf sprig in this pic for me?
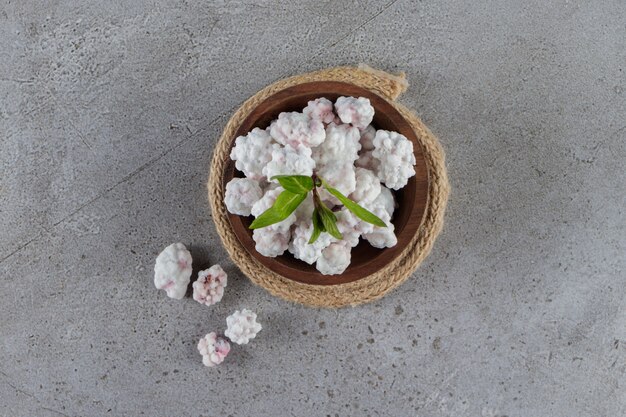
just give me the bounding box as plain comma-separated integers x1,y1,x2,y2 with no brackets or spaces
249,174,386,244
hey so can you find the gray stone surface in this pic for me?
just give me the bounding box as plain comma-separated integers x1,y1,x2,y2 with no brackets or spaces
1,0,624,416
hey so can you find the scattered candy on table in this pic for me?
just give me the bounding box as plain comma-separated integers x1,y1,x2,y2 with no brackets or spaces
193,264,228,306
197,332,231,367
153,242,193,299
225,309,262,345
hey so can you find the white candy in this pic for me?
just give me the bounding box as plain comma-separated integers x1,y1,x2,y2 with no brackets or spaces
154,243,192,300
193,265,227,306
224,178,263,216
251,188,281,217
317,161,357,203
251,187,295,257
230,127,278,181
225,309,262,345
197,332,230,367
372,130,416,190
334,96,375,129
362,206,397,249
288,220,335,264
303,97,336,124
359,125,377,150
363,225,397,248
270,112,326,148
313,123,360,204
350,167,381,204
262,144,316,180
336,205,379,244
252,228,291,257
370,186,396,218
335,209,365,248
316,242,351,275
313,123,361,164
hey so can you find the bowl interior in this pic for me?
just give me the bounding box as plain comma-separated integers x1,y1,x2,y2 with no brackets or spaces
223,81,429,285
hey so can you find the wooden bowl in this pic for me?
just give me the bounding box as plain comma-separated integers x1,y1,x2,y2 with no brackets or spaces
223,81,429,285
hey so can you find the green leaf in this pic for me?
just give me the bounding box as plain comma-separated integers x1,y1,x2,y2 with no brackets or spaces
321,180,387,228
317,204,342,240
249,190,306,229
248,207,287,229
270,175,314,194
274,189,307,213
308,208,324,244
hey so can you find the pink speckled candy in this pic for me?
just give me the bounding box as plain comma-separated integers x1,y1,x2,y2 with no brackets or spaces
303,97,336,124
269,112,325,148
197,332,230,367
193,265,228,306
334,96,375,130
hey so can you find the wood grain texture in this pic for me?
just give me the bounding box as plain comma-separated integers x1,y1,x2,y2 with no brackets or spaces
223,81,429,285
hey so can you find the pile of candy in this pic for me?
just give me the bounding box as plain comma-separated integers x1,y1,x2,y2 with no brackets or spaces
225,96,416,275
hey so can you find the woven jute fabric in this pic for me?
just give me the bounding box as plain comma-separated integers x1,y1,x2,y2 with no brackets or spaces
207,65,449,308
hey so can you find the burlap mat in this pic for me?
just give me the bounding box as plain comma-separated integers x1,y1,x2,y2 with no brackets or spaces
208,65,449,307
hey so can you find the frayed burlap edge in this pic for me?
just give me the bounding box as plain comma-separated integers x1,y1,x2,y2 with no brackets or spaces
207,66,449,308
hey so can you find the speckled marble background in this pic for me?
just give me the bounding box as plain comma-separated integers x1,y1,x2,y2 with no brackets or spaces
1,1,625,416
